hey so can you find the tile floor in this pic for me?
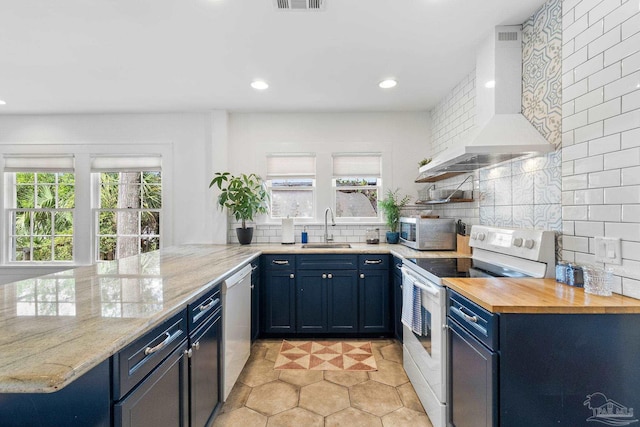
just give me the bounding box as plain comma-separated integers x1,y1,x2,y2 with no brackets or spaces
213,339,434,427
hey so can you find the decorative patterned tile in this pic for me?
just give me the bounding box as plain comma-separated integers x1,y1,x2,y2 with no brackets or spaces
494,177,513,206
534,204,562,231
512,173,535,205
534,167,562,204
512,205,535,228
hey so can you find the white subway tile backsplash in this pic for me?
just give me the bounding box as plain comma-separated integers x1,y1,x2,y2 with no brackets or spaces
574,188,604,204
563,173,588,190
604,147,640,169
563,129,576,146
606,222,640,241
622,241,640,260
574,87,604,112
575,121,604,143
563,77,590,101
604,32,640,66
589,98,623,122
589,169,621,187
575,0,604,20
589,0,622,26
574,154,604,174
588,63,622,90
575,220,604,236
622,277,640,299
563,205,589,220
563,141,589,160
622,204,640,222
589,204,621,221
563,101,576,117
604,108,640,135
604,185,640,203
589,134,621,155
575,18,604,50
564,12,589,39
574,53,604,82
562,191,575,205
622,89,640,112
604,0,640,32
622,126,640,148
563,220,576,235
623,165,640,185
622,51,640,76
604,70,640,100
622,11,640,39
588,26,622,59
563,235,590,252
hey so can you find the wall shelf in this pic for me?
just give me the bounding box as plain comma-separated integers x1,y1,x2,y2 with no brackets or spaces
415,172,465,183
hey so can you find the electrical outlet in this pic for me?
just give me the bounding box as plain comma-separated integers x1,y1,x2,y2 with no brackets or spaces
594,236,622,265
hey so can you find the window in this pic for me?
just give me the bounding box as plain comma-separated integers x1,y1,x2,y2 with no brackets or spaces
92,156,162,261
4,155,75,262
332,154,382,219
266,154,316,219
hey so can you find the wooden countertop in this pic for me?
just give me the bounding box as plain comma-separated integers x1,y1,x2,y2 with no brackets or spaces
0,243,455,394
443,277,640,314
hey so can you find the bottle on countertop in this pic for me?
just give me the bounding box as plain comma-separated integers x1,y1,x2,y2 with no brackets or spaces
301,226,308,244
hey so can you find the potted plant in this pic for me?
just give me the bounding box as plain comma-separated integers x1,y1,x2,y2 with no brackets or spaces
379,188,411,244
209,172,269,245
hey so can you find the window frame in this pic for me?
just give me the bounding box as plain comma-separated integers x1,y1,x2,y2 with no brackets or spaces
331,153,383,223
265,153,317,223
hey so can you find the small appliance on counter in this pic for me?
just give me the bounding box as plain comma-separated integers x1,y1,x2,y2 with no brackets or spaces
366,228,379,244
281,218,294,244
399,217,456,250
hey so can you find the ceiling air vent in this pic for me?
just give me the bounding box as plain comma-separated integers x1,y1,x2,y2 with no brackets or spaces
497,31,518,42
273,0,326,11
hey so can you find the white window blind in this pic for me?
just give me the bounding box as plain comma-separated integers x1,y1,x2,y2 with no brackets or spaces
266,154,316,178
91,155,162,172
4,155,75,172
332,153,381,177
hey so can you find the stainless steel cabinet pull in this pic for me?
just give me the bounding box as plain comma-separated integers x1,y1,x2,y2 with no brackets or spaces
289,273,295,279
194,342,200,351
199,298,219,312
322,274,327,279
250,284,255,289
145,332,172,355
251,264,259,271
365,259,383,264
184,348,193,358
395,263,403,270
360,273,365,279
328,274,333,279
458,306,478,323
272,260,289,265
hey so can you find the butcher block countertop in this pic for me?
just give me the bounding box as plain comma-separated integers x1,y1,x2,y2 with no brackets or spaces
443,277,640,314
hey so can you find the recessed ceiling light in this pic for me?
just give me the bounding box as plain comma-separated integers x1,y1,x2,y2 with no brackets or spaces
485,80,496,88
379,79,397,89
0,100,6,105
251,80,269,90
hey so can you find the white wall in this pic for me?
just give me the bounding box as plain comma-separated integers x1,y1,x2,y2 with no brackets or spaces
0,112,228,283
225,112,431,243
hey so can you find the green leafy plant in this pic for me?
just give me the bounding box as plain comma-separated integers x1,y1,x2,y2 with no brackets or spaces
379,188,411,232
209,172,270,229
418,158,432,167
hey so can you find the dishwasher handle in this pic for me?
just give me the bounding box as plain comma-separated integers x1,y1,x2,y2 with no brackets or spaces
224,264,252,290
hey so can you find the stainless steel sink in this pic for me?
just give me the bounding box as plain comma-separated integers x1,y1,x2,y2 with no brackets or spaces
301,243,352,249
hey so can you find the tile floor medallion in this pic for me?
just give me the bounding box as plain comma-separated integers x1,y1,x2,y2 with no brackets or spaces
213,339,433,427
274,340,377,371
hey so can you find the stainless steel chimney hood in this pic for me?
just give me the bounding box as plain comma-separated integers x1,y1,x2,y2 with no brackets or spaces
417,26,554,182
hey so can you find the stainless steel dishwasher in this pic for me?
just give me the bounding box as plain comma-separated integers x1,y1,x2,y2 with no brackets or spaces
222,264,252,401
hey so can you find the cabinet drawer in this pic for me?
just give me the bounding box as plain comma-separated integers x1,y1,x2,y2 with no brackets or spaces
113,310,188,400
297,254,357,270
188,283,221,331
263,255,296,269
448,290,498,351
358,254,389,270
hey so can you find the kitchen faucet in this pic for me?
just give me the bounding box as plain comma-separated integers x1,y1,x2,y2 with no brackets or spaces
324,207,336,243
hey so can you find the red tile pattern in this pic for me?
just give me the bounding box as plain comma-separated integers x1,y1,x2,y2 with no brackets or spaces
274,340,377,371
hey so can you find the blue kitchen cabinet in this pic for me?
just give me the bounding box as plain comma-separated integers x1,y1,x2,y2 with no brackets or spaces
358,255,391,333
296,270,328,332
327,269,359,333
250,258,260,342
261,255,296,333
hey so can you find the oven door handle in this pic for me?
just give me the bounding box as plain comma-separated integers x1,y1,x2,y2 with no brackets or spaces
412,280,439,296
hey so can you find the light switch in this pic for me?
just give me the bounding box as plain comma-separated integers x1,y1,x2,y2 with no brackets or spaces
594,236,622,265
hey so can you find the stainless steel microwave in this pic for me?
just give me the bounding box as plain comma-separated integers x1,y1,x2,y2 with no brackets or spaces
399,217,456,250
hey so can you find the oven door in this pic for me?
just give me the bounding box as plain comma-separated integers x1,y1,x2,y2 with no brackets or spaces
401,268,446,402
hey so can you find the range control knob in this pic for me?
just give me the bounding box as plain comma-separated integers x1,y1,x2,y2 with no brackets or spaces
477,232,486,241
524,239,535,249
513,237,523,247
471,232,478,240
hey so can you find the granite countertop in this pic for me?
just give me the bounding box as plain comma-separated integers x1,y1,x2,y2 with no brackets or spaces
0,243,456,394
443,277,640,314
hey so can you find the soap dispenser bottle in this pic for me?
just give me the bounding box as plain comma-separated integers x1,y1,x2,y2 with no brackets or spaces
301,226,308,244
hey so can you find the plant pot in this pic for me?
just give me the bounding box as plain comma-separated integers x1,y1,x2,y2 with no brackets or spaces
236,227,254,245
386,231,400,244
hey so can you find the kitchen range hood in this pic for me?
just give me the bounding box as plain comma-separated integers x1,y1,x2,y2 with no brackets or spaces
417,26,554,182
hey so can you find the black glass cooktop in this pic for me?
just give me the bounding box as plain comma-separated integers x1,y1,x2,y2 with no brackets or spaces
405,257,529,279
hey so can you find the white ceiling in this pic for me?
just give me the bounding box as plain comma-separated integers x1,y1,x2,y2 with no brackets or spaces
0,0,546,114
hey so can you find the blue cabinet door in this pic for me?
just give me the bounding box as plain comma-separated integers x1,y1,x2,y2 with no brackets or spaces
296,270,327,333
359,269,391,333
263,269,296,333
189,311,221,427
327,270,358,333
